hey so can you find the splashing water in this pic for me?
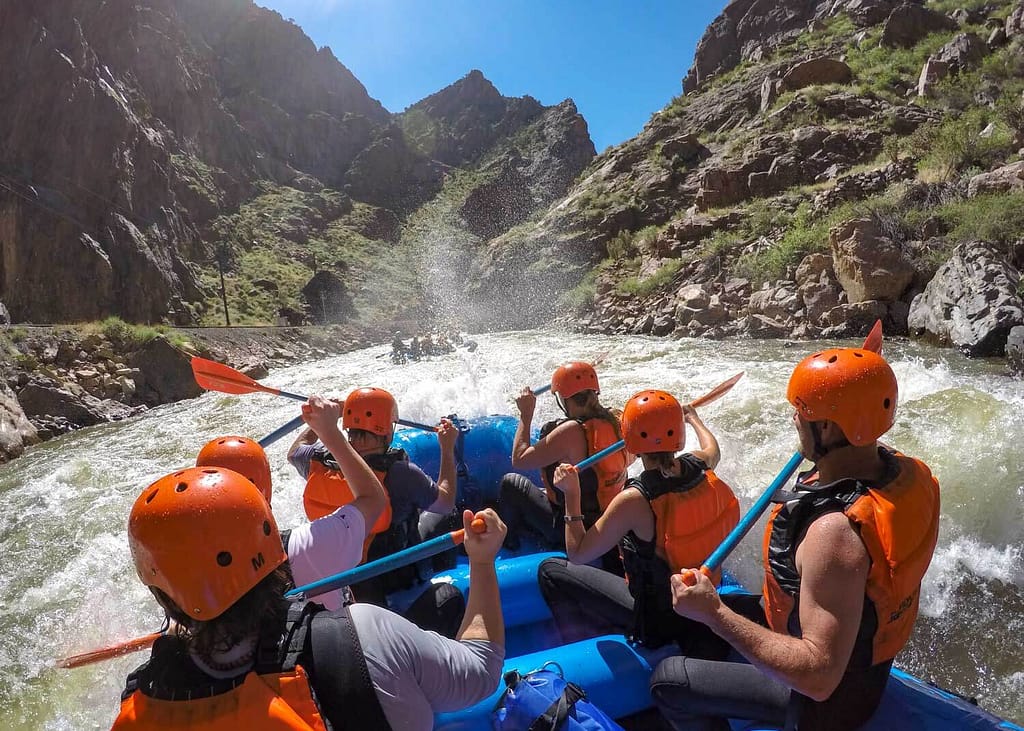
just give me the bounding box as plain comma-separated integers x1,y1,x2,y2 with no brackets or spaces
0,331,1021,728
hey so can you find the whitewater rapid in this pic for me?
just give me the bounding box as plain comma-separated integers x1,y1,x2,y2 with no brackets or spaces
0,331,1021,728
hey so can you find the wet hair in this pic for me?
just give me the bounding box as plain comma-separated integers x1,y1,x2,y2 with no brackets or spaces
644,451,678,478
153,565,291,659
567,390,623,440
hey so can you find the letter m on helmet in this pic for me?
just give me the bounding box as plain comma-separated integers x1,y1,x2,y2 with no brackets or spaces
251,552,265,572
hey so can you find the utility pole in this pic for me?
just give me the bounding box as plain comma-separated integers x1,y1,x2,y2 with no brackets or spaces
214,242,232,327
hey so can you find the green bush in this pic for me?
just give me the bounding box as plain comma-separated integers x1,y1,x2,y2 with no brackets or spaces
933,192,1024,250
904,109,1015,179
618,259,683,297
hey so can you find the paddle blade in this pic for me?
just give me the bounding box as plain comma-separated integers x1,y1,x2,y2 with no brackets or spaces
688,372,744,410
862,320,883,354
191,357,275,396
58,632,161,669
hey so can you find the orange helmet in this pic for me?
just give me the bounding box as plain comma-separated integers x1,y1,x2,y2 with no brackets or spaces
128,467,287,620
196,436,272,504
551,362,600,399
343,387,399,436
621,390,684,454
787,348,898,446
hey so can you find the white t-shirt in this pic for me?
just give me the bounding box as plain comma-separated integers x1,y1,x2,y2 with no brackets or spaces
349,603,505,730
286,505,365,611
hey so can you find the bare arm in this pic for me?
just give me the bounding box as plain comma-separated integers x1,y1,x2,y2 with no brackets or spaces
458,509,506,647
512,420,586,470
288,426,319,461
302,396,387,530
683,405,720,470
555,464,651,565
428,419,458,513
671,512,869,701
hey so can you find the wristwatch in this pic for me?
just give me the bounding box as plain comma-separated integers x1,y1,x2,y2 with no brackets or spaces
563,514,585,524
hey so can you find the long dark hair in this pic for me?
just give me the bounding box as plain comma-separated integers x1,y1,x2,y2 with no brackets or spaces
643,451,678,478
568,390,623,439
154,566,291,659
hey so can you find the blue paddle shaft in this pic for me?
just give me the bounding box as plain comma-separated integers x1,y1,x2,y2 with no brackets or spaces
397,418,437,432
532,384,552,396
575,440,626,471
268,388,436,433
703,451,804,572
258,415,307,447
286,531,459,600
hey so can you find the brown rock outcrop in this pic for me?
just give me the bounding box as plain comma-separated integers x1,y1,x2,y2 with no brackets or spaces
967,161,1024,197
780,58,853,91
881,4,957,48
830,218,915,302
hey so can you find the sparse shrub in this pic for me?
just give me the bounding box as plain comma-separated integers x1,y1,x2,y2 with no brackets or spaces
618,259,683,297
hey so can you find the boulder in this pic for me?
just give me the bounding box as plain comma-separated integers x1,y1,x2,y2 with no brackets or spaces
128,336,204,405
821,300,892,335
795,253,835,286
760,75,781,113
748,283,800,321
917,58,950,97
966,161,1024,197
830,218,915,302
932,33,987,74
695,167,749,210
301,271,354,324
907,241,1024,356
1007,326,1024,375
1007,1,1024,37
744,314,792,338
844,0,901,27
1,385,39,462
881,4,957,48
0,301,10,325
16,383,108,428
675,284,711,310
780,58,853,91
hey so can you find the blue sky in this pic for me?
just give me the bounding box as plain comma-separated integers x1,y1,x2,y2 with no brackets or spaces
257,1,729,151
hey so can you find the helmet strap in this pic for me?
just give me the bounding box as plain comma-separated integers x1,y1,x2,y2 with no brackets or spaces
810,421,850,461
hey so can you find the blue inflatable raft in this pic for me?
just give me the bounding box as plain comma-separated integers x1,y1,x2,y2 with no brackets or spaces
393,416,1022,730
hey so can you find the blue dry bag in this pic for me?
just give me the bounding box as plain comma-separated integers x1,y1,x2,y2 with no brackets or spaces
492,662,625,731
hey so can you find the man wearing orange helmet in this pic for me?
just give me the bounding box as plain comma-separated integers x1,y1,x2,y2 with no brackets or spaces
538,389,739,653
113,466,507,730
288,386,459,607
500,361,628,564
196,396,388,612
651,348,940,731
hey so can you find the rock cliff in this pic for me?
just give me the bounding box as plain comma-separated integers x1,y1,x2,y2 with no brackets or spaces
0,1,593,329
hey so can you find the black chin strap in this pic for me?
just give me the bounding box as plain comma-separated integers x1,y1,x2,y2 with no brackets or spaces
810,421,850,460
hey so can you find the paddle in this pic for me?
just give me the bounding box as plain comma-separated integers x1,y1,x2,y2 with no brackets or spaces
680,320,884,586
258,414,306,448
57,632,164,670
286,517,487,602
573,371,745,472
531,350,614,396
190,357,438,432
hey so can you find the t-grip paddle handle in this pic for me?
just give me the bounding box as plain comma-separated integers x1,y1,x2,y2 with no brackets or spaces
681,566,712,587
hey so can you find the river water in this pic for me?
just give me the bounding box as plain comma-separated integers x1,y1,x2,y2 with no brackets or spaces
1,331,1021,729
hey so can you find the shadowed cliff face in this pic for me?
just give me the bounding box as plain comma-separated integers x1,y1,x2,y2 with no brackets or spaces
0,2,595,327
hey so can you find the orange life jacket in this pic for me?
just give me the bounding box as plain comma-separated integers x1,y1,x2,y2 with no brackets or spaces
112,604,390,730
113,665,328,730
762,449,940,667
302,450,394,560
580,417,628,511
620,454,740,647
